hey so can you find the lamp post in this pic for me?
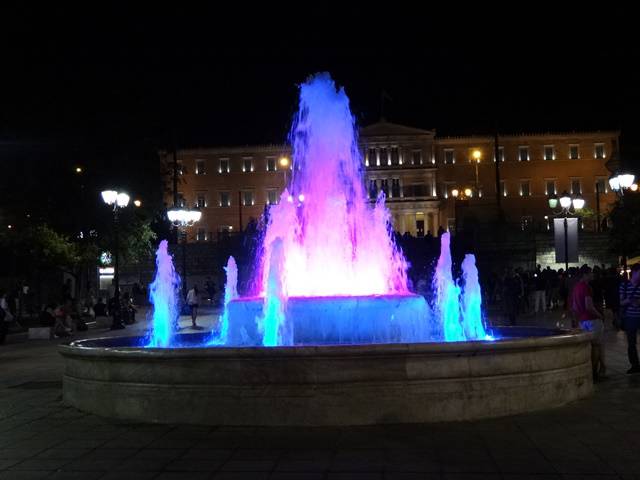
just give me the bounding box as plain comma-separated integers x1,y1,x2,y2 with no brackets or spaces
548,191,585,271
167,206,202,299
472,149,481,195
609,170,637,277
101,190,130,330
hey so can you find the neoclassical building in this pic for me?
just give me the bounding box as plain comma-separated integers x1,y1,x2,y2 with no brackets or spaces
161,121,619,241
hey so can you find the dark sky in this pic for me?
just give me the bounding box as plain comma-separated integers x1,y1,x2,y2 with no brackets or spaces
1,7,639,196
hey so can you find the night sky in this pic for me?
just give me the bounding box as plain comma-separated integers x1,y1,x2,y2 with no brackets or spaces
1,7,639,206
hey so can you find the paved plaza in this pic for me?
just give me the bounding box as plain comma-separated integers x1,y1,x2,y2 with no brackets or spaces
3,310,640,479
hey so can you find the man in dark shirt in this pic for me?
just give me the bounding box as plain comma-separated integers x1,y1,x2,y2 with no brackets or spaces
620,264,640,374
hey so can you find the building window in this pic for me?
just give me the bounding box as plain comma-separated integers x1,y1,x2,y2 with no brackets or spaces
242,158,253,173
176,160,184,175
595,143,605,159
520,180,531,197
367,148,376,167
380,179,389,196
390,147,399,166
544,146,555,161
218,192,230,207
569,145,579,160
411,150,422,165
368,179,378,200
545,180,556,196
500,180,507,197
196,193,206,208
195,159,206,175
518,146,529,162
391,179,400,198
177,193,186,208
571,179,582,195
196,228,206,242
219,158,230,173
266,157,277,172
595,178,607,194
444,149,455,165
267,190,279,205
379,148,388,166
493,146,504,162
242,190,255,206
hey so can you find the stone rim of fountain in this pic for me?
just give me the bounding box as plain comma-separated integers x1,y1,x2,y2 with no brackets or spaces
60,326,591,358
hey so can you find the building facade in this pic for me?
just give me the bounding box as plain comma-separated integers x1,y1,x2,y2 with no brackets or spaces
161,122,619,241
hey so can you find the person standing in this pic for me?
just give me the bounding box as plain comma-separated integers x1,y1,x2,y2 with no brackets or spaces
620,264,640,374
571,265,606,380
186,285,200,328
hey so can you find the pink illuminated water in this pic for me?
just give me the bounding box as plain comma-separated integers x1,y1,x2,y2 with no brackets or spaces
257,73,409,297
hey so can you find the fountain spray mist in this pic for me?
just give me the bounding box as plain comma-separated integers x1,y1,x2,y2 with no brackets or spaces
147,240,180,347
433,232,464,341
461,254,487,339
257,73,408,297
208,256,238,345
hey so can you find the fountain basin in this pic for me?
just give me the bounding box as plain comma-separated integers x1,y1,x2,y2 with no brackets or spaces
228,294,434,345
59,327,593,426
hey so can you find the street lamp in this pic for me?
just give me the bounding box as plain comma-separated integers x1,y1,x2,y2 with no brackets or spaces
167,205,202,299
608,170,637,276
609,170,636,194
450,187,471,234
101,189,130,330
471,149,481,194
548,191,585,271
279,156,290,188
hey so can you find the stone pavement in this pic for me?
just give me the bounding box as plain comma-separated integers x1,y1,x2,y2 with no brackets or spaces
3,310,640,479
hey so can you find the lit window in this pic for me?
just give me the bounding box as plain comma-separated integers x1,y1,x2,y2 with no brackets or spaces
444,149,455,165
412,150,422,165
379,147,388,166
367,148,376,167
493,146,504,162
518,146,529,162
595,178,607,194
218,192,230,207
544,146,554,161
219,159,230,173
266,157,277,172
569,145,579,160
242,158,253,173
500,180,507,197
595,143,605,159
242,191,254,206
176,160,184,175
177,193,185,207
195,159,206,175
571,179,582,195
545,180,556,196
390,147,399,166
520,180,531,197
196,228,206,242
267,190,278,205
196,194,206,208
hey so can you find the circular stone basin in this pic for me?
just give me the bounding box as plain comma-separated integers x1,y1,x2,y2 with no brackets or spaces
59,327,593,426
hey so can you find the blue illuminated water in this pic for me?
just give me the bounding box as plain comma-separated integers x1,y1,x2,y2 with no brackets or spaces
146,240,180,347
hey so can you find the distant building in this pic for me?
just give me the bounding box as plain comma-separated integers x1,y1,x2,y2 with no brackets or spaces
160,121,619,241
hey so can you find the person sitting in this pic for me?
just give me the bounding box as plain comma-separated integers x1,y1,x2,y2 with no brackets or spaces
94,298,107,317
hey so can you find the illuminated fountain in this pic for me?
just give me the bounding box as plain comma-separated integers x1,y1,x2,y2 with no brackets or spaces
60,73,593,426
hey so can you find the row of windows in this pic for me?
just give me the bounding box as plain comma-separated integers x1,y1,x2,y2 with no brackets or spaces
444,178,609,198
177,190,281,209
441,143,606,165
178,156,287,175
365,147,424,166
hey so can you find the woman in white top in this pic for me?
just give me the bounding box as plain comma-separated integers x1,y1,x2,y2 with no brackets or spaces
186,285,199,328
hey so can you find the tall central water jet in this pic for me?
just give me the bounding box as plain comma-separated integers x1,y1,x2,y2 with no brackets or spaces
258,73,408,297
